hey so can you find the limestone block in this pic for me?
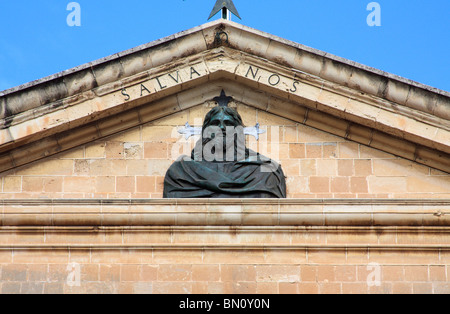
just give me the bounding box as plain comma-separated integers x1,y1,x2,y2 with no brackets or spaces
146,160,173,176
92,58,125,87
3,176,21,192
265,40,298,68
241,87,269,111
406,120,442,151
177,84,221,111
407,175,450,193
138,95,179,124
63,99,99,127
376,132,417,161
85,142,106,158
174,30,208,60
99,113,137,144
345,98,380,129
316,88,352,119
346,124,373,146
267,97,306,123
63,69,97,96
119,49,153,78
206,204,242,225
324,204,373,226
4,88,42,117
14,157,73,176
316,159,337,176
373,159,429,177
405,85,438,116
348,67,386,96
433,129,450,150
149,41,180,69
294,50,324,78
0,153,13,173
434,94,450,120
52,205,101,225
385,79,410,106
37,78,68,107
3,204,53,226
374,110,412,139
338,142,359,159
233,27,271,59
56,124,99,152
319,59,354,88
7,117,39,142
306,110,348,139
0,96,7,119
206,55,240,81
279,209,324,226
368,176,407,194
288,80,322,109
0,129,13,146
372,212,424,227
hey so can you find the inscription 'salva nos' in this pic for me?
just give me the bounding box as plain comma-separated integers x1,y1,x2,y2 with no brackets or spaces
119,64,301,103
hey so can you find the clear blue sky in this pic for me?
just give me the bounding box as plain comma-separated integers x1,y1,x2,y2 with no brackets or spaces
1,0,449,92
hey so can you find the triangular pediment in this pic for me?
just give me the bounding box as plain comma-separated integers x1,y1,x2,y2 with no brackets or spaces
1,19,449,175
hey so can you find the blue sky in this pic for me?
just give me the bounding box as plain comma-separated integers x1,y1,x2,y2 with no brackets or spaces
1,0,449,92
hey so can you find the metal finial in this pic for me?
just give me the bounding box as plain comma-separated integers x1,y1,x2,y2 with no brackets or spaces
213,90,233,107
208,0,241,20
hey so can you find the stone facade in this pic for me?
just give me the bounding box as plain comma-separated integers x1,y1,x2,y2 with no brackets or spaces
0,20,449,294
1,102,449,200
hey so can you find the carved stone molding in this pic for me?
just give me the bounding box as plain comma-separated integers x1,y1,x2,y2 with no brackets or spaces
1,198,449,227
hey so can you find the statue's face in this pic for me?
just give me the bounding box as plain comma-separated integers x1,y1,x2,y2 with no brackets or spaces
207,111,241,133
199,108,246,162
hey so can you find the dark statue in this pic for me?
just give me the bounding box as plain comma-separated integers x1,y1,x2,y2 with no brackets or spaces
163,91,287,199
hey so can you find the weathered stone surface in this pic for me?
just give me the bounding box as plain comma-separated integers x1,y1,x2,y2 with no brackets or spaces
63,68,97,96
92,57,125,87
0,96,7,120
37,77,68,107
4,88,42,117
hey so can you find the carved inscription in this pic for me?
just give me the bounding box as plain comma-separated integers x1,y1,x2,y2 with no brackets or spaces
119,63,301,102
244,65,300,92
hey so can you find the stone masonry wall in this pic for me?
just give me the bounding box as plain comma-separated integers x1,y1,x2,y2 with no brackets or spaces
1,103,449,199
1,251,450,294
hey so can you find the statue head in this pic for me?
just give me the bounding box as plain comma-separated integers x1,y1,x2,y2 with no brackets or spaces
192,106,247,162
202,106,244,132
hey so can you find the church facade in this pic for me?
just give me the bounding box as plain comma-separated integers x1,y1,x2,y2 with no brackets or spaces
0,19,449,294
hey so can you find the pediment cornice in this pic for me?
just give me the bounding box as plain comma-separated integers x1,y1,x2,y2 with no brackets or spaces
0,20,449,173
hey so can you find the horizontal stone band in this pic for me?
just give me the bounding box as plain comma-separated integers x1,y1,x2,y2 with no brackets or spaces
1,199,449,227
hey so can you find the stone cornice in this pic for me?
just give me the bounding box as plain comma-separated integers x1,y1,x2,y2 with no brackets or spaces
1,198,449,227
1,19,449,110
1,243,449,251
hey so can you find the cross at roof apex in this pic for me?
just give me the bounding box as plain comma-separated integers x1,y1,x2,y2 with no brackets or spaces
208,0,241,20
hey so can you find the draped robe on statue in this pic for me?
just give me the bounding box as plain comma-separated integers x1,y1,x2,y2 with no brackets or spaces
163,100,287,199
163,151,286,198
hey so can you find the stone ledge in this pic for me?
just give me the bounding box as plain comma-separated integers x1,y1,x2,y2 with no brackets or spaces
0,243,449,251
1,199,449,227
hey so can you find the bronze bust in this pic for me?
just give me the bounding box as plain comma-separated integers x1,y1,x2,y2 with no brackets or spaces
163,92,286,198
